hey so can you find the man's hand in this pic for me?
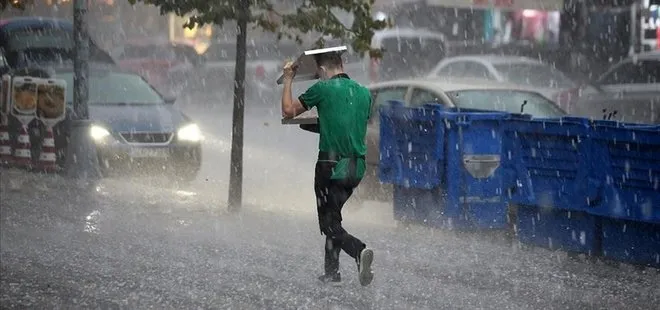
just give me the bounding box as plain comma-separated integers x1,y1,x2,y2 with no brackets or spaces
281,60,306,118
282,60,297,82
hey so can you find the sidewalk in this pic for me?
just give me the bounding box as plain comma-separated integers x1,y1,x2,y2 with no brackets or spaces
2,168,659,309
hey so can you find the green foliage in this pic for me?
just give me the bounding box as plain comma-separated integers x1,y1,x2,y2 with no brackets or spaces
0,0,29,11
128,0,390,57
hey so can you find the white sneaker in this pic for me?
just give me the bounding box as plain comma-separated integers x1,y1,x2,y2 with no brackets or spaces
357,248,374,286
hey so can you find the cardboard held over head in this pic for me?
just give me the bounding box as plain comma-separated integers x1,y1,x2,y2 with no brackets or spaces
276,46,348,85
279,46,347,126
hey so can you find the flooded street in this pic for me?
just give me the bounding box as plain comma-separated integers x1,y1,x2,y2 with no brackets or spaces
1,101,658,309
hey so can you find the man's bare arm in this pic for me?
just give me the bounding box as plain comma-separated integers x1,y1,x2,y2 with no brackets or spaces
281,79,307,119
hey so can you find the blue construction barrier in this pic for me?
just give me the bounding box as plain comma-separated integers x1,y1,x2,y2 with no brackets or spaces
515,205,599,256
378,101,444,190
590,121,660,267
379,101,660,267
500,117,601,255
439,107,512,229
589,121,660,223
600,218,660,267
380,101,515,230
502,117,599,211
379,101,445,225
501,118,660,264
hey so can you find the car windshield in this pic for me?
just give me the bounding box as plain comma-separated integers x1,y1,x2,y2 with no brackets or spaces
446,89,566,118
493,63,575,89
5,27,73,50
57,71,164,105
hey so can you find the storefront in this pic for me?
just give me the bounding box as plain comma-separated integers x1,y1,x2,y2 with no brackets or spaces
1,0,168,56
641,0,660,49
168,14,213,54
390,0,564,45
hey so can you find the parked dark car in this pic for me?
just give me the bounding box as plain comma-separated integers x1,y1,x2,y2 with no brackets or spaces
5,65,202,182
0,17,116,69
65,66,202,180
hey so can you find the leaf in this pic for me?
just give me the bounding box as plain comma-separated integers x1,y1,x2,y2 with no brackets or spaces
127,0,389,57
0,0,28,11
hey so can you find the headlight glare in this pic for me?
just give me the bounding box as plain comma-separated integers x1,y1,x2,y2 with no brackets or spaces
177,123,202,142
90,125,110,140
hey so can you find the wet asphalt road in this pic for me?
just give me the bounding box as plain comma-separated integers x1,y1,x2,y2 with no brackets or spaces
1,103,659,309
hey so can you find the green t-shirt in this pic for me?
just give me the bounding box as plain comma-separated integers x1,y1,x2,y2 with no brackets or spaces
298,73,372,180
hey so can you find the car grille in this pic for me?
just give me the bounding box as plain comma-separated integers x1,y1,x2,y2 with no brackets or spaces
120,132,172,144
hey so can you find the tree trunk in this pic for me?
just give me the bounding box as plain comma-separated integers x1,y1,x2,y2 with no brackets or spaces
73,0,90,120
227,0,249,212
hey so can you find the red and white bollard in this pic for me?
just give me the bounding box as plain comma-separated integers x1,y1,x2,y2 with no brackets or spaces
0,118,12,166
13,124,32,169
37,127,57,173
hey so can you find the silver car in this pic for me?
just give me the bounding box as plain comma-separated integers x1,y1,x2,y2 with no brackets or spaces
426,55,577,102
359,77,566,201
569,50,660,124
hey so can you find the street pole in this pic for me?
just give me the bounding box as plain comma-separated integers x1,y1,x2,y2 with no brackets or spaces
65,0,101,185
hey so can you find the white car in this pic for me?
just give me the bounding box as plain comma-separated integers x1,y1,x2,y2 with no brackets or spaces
313,28,448,85
360,77,566,200
426,55,577,101
568,51,660,123
592,50,660,94
367,28,448,83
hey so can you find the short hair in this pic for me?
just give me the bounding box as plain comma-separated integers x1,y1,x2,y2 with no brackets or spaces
313,52,343,69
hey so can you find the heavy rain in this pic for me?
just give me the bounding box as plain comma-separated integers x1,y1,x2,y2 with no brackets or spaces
1,0,659,309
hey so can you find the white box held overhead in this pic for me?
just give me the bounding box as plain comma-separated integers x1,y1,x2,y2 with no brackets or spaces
276,46,348,85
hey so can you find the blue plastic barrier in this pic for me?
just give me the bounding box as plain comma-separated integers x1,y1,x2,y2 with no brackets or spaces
377,101,402,186
502,117,599,211
440,108,512,229
378,101,445,190
502,118,660,260
380,101,660,265
515,205,599,255
380,102,516,230
590,121,660,267
379,101,445,224
589,121,660,223
600,217,660,268
501,117,599,254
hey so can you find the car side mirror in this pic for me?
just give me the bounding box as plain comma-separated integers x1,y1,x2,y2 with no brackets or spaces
164,96,177,104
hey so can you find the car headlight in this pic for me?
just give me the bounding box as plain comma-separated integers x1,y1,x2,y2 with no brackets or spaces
177,123,202,142
90,125,110,140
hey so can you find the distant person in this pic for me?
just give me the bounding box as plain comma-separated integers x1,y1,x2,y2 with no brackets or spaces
280,51,375,286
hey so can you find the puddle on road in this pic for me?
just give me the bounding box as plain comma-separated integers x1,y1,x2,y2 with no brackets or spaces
84,210,101,234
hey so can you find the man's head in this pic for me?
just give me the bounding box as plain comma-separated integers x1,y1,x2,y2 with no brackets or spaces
314,52,344,80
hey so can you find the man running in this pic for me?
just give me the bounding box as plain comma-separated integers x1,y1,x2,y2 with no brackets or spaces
281,51,374,286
